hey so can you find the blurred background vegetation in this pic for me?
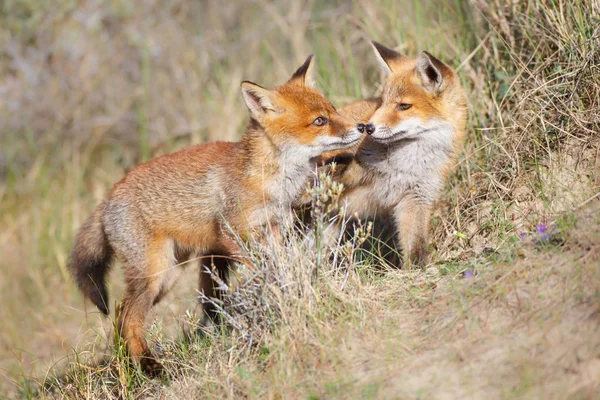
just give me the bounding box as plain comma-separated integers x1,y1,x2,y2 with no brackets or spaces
0,0,598,397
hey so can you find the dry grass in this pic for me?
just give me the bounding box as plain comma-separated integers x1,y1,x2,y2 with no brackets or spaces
36,203,600,399
0,0,599,398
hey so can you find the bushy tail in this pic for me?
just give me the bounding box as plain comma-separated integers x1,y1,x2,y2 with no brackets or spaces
68,203,113,315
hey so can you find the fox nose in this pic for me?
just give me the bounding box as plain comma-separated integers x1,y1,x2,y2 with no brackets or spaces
357,123,365,133
365,123,375,135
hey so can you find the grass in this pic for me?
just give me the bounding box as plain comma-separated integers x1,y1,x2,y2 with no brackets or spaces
0,0,599,398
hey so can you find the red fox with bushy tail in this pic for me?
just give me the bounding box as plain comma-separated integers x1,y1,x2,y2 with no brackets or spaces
325,42,467,267
68,55,361,375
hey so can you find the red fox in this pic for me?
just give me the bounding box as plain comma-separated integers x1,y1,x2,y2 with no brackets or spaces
68,55,361,375
323,42,467,267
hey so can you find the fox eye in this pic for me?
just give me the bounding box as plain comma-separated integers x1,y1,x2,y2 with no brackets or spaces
312,117,328,127
396,103,412,111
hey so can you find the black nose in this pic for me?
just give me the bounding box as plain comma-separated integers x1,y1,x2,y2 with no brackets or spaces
357,123,365,133
365,123,375,135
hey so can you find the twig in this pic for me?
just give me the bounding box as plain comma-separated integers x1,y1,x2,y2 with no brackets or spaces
456,31,492,73
572,192,600,211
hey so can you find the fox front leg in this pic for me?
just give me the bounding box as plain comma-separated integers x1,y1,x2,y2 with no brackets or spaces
393,195,433,268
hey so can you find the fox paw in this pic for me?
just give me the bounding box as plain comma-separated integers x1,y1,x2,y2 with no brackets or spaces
140,356,164,378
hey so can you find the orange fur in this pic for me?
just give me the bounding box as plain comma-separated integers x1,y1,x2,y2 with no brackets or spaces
323,43,468,267
68,56,361,375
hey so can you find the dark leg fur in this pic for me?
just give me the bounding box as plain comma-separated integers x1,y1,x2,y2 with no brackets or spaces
198,254,231,330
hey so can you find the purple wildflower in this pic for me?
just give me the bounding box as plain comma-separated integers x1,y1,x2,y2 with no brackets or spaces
465,270,474,278
536,224,550,240
519,232,527,242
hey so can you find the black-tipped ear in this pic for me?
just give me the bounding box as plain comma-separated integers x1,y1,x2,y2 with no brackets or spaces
288,54,316,88
371,41,407,75
416,51,453,95
241,81,278,121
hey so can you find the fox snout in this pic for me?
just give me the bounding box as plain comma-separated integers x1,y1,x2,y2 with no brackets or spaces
364,123,375,135
343,127,362,143
361,119,398,142
337,126,362,144
330,114,360,140
343,122,363,145
357,123,375,135
317,115,362,151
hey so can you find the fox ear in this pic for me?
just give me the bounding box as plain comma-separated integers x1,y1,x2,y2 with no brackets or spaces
416,51,453,95
371,41,407,75
241,81,278,121
288,54,316,88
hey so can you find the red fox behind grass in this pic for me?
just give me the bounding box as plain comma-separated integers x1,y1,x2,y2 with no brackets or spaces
68,55,361,375
323,42,467,267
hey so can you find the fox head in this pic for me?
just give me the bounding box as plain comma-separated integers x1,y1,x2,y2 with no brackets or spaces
363,42,467,146
240,55,361,159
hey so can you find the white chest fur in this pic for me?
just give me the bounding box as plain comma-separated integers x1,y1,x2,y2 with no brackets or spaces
247,145,314,229
269,145,315,205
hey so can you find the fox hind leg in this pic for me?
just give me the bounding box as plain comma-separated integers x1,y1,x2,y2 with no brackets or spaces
117,236,176,376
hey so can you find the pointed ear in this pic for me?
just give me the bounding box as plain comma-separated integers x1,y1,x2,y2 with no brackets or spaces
241,81,278,121
416,51,454,95
371,41,407,75
287,54,316,88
